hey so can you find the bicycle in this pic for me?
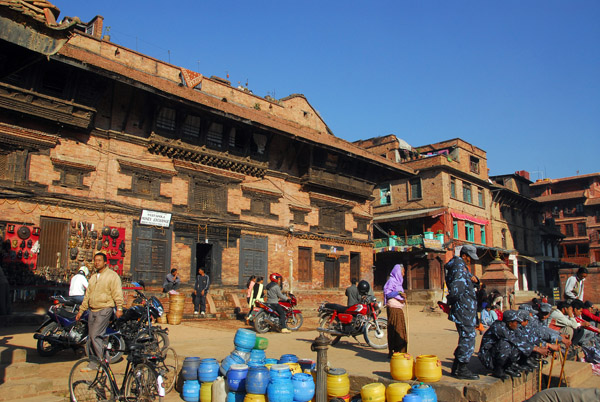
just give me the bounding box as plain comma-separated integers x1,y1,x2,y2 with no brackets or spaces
69,336,165,401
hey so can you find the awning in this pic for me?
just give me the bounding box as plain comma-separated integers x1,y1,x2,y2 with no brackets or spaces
374,207,445,223
517,255,539,264
450,212,489,226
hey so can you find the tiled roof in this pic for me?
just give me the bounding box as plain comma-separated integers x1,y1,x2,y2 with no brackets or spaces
0,0,68,28
531,172,600,187
533,190,586,203
57,42,414,176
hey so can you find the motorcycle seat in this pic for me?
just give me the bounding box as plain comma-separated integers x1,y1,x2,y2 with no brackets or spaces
324,303,348,313
56,308,77,320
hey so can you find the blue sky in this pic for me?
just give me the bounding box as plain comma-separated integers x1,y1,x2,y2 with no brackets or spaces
55,1,599,180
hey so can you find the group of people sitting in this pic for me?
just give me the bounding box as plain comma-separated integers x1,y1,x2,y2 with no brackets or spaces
478,297,600,379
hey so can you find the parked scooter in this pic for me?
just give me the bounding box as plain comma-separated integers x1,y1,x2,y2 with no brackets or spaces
317,294,388,349
252,293,303,333
34,295,125,363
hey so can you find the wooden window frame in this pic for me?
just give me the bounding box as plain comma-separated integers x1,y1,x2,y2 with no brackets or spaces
450,177,457,199
408,178,422,201
463,183,472,204
470,156,480,174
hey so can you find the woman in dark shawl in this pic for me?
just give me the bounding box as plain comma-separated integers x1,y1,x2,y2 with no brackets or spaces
384,264,408,357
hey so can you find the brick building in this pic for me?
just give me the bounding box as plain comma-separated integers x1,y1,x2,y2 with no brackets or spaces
0,3,414,298
356,136,562,301
355,137,495,297
489,172,563,296
531,173,600,302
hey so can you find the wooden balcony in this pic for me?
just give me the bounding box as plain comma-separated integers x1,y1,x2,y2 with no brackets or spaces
302,167,374,198
0,83,95,129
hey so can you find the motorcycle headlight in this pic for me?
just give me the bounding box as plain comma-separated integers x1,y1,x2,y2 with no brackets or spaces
377,301,383,310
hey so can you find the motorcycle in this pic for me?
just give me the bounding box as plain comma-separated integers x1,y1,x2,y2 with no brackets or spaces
112,284,169,352
317,294,388,349
252,293,303,333
34,295,125,363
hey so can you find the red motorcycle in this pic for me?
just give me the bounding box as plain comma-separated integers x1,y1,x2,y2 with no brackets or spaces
317,295,387,349
252,294,303,333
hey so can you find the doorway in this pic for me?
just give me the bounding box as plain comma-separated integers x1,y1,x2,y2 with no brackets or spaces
195,243,213,280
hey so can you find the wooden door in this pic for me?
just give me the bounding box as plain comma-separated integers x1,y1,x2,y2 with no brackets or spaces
131,221,172,284
298,247,312,282
350,252,360,280
239,234,268,287
324,257,340,288
38,216,69,270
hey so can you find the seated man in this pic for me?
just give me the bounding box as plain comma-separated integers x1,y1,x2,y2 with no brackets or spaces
479,310,526,379
581,301,600,327
514,309,553,371
527,303,571,362
163,268,181,294
549,300,590,345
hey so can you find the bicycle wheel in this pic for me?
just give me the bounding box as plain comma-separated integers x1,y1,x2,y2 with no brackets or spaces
158,347,178,394
124,362,159,401
69,357,114,402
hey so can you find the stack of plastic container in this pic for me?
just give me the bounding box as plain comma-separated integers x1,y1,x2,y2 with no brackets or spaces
182,357,201,402
221,329,256,375
326,368,350,402
245,364,270,402
268,364,294,402
198,358,220,402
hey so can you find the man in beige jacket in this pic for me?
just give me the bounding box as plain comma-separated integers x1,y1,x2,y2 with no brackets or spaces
76,252,124,368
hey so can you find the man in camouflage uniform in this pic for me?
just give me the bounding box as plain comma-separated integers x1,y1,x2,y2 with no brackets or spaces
514,309,552,372
445,244,480,380
479,310,525,379
519,304,565,367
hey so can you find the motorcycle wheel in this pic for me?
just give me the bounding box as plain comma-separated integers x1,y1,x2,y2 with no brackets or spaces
253,311,270,334
85,333,125,364
363,318,388,349
318,314,342,345
138,329,169,352
286,312,304,331
36,322,62,357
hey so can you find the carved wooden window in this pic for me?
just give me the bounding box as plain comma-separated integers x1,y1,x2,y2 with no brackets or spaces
135,175,153,196
207,122,223,148
183,114,201,137
242,191,279,220
354,217,369,234
156,107,176,131
192,180,227,214
319,205,345,232
52,158,95,190
0,153,9,180
291,209,308,225
117,160,173,202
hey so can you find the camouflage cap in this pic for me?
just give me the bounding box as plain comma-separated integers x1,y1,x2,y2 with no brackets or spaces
503,310,523,323
539,303,553,314
517,310,530,322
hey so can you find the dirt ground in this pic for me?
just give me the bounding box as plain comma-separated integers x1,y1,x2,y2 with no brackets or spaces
1,305,491,401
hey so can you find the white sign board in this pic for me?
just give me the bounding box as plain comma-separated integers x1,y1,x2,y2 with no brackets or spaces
140,210,172,228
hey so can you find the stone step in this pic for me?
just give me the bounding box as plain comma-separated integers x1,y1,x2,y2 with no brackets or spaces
542,358,593,388
0,347,27,365
0,362,40,381
0,378,55,401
